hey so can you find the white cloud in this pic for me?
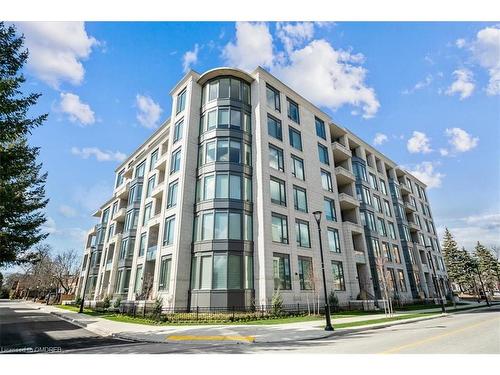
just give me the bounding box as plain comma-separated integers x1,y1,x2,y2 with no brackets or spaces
437,212,500,249
445,127,479,152
402,74,433,95
42,216,57,234
471,26,500,95
73,182,113,213
272,39,379,119
446,69,475,99
222,22,380,119
439,148,449,156
373,133,388,146
222,22,274,72
407,131,432,154
455,38,466,49
58,205,78,218
135,94,162,129
16,22,98,88
59,92,95,125
71,147,126,162
182,44,199,73
276,22,315,54
407,162,444,189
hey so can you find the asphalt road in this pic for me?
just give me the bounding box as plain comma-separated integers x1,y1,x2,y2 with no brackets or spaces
1,300,499,354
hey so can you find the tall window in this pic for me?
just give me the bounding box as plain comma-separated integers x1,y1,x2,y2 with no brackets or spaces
365,211,376,231
273,253,291,290
287,98,300,123
116,169,125,187
321,169,333,192
352,162,367,182
271,213,288,244
170,148,181,174
388,221,397,240
393,244,402,263
383,200,392,217
212,254,227,289
173,119,183,143
293,186,308,212
268,115,282,140
149,149,159,171
176,89,186,113
298,257,313,290
324,198,337,221
291,155,305,180
289,127,302,151
138,233,146,257
377,217,387,237
269,144,284,172
295,219,311,248
397,270,407,292
371,238,382,257
374,195,383,213
167,180,178,208
380,179,388,195
331,261,345,291
318,144,329,165
369,173,378,190
146,175,156,198
163,216,175,245
200,256,212,289
134,265,143,294
270,177,286,206
382,242,392,261
357,186,372,206
266,84,280,112
327,228,341,253
159,256,172,291
135,160,146,178
142,203,152,225
315,117,326,139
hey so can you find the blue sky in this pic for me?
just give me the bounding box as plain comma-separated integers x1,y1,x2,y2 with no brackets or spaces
13,21,500,256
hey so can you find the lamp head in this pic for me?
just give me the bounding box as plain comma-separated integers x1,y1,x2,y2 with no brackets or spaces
313,211,322,224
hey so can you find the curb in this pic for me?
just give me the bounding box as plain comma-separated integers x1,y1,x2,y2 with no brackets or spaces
44,303,497,345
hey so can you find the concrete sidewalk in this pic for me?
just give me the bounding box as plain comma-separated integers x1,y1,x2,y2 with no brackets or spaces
24,300,494,344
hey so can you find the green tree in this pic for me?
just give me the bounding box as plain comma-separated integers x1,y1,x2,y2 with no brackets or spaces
442,228,464,290
459,247,477,293
0,22,48,266
474,242,498,292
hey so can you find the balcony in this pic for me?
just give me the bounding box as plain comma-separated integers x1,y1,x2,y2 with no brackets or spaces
105,260,113,271
404,201,417,213
408,221,420,232
147,214,161,228
146,245,157,261
339,193,360,210
151,182,165,199
155,152,169,171
420,263,429,273
335,166,355,185
115,182,129,199
354,250,366,264
343,220,364,234
400,183,411,195
331,141,352,161
112,207,126,222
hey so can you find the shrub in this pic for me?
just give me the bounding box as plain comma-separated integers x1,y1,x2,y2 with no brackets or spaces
271,289,283,316
328,291,339,312
102,295,111,309
113,297,122,309
74,296,82,306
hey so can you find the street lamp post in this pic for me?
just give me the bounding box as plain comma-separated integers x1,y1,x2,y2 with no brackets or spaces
79,246,95,313
425,245,446,313
313,211,334,331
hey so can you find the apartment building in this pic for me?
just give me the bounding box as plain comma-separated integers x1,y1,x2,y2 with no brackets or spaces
77,66,449,309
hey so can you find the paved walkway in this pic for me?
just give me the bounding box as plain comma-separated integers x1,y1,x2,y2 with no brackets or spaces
22,300,494,344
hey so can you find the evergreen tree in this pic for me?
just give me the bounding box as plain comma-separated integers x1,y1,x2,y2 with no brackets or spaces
458,247,476,293
0,22,48,266
442,228,464,290
474,242,498,292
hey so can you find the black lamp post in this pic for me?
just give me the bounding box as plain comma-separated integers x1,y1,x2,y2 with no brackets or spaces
313,211,334,331
79,246,95,313
425,245,446,313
